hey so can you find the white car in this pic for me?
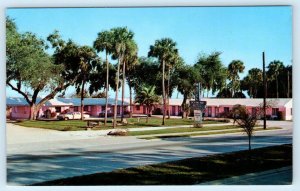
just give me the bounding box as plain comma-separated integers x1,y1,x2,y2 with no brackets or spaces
57,112,90,120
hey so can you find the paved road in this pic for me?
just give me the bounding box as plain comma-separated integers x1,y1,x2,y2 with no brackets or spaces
6,121,293,185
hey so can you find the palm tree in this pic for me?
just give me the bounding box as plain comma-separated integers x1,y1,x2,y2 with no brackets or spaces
111,27,134,128
135,86,160,123
194,52,226,97
122,40,138,121
267,60,284,98
165,54,182,119
241,68,263,98
94,30,113,126
125,53,139,118
227,60,245,97
148,38,178,125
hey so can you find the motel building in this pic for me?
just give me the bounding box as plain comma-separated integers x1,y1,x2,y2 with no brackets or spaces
6,97,292,121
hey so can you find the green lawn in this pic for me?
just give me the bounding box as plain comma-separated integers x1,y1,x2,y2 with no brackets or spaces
129,125,238,136
15,118,227,131
141,127,281,139
34,144,292,185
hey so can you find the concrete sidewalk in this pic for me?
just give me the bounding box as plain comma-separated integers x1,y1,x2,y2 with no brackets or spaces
200,166,292,185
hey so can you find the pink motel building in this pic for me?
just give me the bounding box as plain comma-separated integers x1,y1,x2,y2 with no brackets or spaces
7,97,292,121
6,97,130,119
131,98,293,121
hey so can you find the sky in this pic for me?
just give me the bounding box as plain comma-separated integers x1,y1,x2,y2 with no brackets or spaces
6,6,292,98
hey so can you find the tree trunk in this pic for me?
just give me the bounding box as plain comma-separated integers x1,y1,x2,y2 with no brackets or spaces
162,60,166,125
129,83,133,118
248,135,251,151
167,68,171,119
181,94,187,119
29,104,37,120
104,51,109,126
80,78,85,120
276,76,279,98
113,58,121,128
146,106,149,123
121,60,126,122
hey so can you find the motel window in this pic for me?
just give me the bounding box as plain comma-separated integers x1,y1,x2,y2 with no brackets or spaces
74,106,79,112
101,106,106,112
84,106,91,112
252,108,257,116
224,107,229,114
272,108,279,115
136,105,140,111
55,107,61,113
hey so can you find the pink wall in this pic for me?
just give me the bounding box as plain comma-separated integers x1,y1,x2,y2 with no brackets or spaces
8,103,291,120
11,106,30,119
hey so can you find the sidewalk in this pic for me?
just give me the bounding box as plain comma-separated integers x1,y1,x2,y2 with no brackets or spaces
200,166,292,185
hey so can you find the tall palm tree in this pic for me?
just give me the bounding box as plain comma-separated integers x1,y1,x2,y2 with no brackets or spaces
227,60,245,97
94,30,113,126
135,86,160,123
267,60,284,98
125,53,139,118
121,40,138,121
70,45,99,120
111,27,134,128
194,52,226,97
148,38,178,125
165,54,182,118
241,68,263,98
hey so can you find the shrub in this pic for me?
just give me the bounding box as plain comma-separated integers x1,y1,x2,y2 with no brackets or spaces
107,129,128,136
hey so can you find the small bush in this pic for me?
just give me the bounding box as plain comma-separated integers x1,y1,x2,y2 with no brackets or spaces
107,129,128,136
193,123,203,128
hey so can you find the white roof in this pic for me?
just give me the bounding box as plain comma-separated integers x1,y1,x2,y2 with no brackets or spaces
7,97,129,107
44,99,73,106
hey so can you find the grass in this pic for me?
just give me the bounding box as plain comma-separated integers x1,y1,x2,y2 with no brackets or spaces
15,118,227,131
129,125,238,136
141,127,281,139
33,144,292,185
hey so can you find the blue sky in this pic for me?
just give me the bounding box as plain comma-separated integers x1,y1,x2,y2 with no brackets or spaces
6,6,292,98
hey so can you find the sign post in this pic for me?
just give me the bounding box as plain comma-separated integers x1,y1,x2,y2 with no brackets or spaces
190,83,206,127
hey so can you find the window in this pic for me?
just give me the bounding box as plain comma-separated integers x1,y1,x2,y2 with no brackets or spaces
101,106,106,112
208,107,212,117
55,107,61,113
272,108,279,115
215,107,219,117
136,105,140,111
74,106,79,112
84,106,88,111
252,108,257,116
224,107,229,114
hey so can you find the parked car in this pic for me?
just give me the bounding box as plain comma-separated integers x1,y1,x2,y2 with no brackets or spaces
57,112,90,120
99,110,113,117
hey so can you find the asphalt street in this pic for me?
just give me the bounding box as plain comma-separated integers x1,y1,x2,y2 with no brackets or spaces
6,120,293,185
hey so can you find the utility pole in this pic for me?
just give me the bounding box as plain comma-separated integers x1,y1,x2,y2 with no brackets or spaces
287,70,290,98
263,52,267,130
